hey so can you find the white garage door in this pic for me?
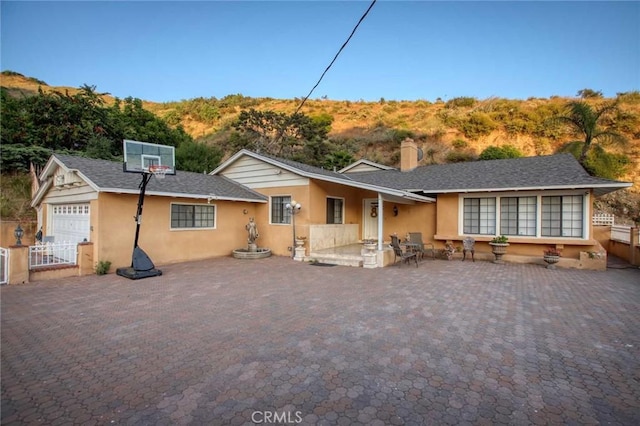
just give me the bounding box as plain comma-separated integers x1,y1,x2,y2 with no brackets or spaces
51,204,91,243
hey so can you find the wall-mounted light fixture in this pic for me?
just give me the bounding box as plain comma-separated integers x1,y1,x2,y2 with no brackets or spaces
14,224,24,245
393,205,399,216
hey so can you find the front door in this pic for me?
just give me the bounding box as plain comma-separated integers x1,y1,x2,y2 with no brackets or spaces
363,199,379,240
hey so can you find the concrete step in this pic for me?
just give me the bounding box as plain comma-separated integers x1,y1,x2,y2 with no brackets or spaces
308,252,363,267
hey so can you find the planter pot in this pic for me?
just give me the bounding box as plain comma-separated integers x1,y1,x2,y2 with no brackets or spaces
295,239,306,248
489,242,509,264
543,255,560,269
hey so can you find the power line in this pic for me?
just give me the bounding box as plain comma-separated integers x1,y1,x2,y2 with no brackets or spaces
293,0,377,115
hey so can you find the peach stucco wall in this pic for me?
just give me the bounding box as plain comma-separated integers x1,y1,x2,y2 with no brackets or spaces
250,180,438,255
433,190,602,261
94,193,260,269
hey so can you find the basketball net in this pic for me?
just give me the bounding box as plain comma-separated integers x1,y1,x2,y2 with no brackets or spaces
148,165,170,180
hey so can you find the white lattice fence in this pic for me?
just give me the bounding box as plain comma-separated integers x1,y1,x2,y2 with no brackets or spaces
592,213,615,226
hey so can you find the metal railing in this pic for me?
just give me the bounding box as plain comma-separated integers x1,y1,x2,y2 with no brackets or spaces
592,213,615,226
29,241,78,269
0,247,8,285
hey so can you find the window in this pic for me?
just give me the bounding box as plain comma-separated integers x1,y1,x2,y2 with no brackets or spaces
171,204,215,229
326,197,344,224
542,195,583,237
500,197,536,236
271,196,291,224
463,198,496,235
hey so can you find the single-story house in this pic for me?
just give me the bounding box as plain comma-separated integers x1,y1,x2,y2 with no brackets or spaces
32,139,632,271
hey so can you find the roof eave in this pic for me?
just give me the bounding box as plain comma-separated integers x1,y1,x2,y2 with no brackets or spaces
98,188,267,203
412,182,633,195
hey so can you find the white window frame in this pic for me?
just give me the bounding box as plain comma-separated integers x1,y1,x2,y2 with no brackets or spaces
170,202,216,231
459,190,590,240
326,196,345,225
270,195,292,225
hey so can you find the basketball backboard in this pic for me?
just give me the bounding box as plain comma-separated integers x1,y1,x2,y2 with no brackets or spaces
123,140,176,174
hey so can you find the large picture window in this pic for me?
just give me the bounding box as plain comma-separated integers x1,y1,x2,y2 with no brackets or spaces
326,197,344,224
463,198,496,235
462,193,585,239
171,204,215,229
542,195,583,237
271,196,291,224
500,197,536,236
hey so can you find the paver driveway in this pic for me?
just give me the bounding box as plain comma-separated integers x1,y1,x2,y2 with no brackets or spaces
2,256,639,425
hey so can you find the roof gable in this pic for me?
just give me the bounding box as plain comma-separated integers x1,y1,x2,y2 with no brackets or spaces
339,159,395,173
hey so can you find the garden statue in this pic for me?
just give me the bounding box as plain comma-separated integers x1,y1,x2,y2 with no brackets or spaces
246,217,259,245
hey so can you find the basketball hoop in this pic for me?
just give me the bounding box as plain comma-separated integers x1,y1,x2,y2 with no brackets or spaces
148,165,171,179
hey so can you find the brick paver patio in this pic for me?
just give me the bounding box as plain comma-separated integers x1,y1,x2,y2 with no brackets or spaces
2,256,639,425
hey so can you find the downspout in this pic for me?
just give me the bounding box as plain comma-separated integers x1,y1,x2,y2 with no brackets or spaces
377,193,384,251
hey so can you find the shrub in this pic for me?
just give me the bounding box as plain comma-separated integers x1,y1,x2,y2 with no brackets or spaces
96,260,111,275
460,112,498,139
446,97,476,108
445,151,475,163
451,139,468,149
478,145,523,160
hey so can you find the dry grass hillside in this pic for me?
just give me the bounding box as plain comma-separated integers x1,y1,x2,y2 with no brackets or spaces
2,72,639,222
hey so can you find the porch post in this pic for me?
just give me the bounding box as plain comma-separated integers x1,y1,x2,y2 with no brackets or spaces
377,193,384,251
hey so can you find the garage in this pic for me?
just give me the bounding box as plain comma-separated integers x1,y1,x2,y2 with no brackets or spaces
50,204,91,243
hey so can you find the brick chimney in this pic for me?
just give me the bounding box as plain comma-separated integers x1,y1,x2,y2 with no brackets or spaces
400,138,418,171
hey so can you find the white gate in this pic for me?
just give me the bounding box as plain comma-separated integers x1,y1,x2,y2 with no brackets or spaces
0,247,8,285
29,242,77,268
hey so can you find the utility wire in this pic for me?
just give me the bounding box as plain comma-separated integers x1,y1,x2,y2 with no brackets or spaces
293,0,377,115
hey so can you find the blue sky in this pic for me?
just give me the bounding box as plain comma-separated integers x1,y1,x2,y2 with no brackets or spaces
1,1,638,103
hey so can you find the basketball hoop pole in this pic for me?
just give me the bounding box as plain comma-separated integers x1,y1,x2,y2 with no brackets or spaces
132,172,153,252
116,170,162,280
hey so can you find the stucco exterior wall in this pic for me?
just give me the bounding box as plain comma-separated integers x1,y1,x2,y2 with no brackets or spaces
94,193,260,268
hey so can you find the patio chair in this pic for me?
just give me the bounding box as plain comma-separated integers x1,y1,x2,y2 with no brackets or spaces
462,237,475,262
408,232,435,260
390,235,418,267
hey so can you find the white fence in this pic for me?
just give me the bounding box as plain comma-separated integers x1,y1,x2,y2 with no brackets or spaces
611,225,632,244
0,247,7,285
29,241,78,269
593,213,615,226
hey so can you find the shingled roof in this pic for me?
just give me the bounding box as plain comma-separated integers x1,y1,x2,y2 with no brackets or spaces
213,150,435,203
345,154,631,196
33,154,267,206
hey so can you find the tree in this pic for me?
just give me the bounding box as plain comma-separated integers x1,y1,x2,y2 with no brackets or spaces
478,145,523,160
577,88,603,99
558,142,630,180
232,109,331,161
556,101,626,166
175,141,223,173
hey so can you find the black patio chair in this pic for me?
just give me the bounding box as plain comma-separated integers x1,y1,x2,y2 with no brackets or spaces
408,232,435,260
390,235,418,267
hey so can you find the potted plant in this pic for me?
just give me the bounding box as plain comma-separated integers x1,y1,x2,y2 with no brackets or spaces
543,247,561,269
489,235,509,263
